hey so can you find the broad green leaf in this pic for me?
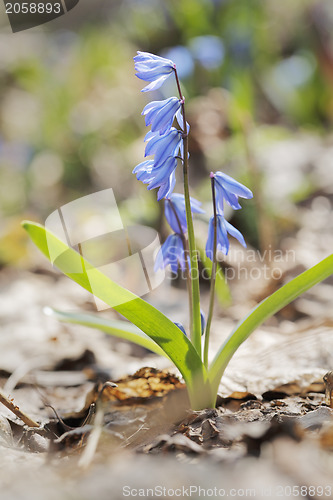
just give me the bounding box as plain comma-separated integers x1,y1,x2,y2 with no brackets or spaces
22,221,210,406
208,253,333,395
45,308,168,358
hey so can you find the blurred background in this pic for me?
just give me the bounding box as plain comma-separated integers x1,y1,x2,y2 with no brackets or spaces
0,0,333,271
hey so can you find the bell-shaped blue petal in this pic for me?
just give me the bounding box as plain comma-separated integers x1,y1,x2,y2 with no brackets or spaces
157,171,176,201
132,159,154,180
175,108,190,134
134,51,175,92
154,233,186,274
224,219,246,248
142,97,181,136
205,214,246,260
133,158,176,201
145,128,182,169
213,171,253,212
164,193,204,234
147,157,178,190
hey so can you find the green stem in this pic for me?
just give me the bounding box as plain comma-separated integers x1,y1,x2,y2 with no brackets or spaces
168,199,192,331
204,175,218,367
174,68,202,356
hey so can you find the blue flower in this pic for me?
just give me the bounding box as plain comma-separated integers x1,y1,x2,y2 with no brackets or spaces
133,159,176,201
154,233,187,274
142,97,181,136
205,214,246,260
134,51,175,92
146,157,178,191
212,171,253,212
134,155,177,189
145,128,182,169
132,159,154,181
156,171,176,201
164,193,204,234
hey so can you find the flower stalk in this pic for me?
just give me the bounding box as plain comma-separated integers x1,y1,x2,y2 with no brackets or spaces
174,68,202,356
204,174,218,367
168,199,192,326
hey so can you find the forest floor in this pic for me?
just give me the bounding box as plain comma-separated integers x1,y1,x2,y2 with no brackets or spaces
1,133,333,499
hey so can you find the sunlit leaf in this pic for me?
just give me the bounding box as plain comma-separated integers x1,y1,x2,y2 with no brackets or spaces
208,254,333,395
22,221,210,407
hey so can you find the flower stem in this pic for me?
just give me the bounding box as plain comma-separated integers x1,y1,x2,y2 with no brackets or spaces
204,175,218,367
174,68,202,356
168,200,192,330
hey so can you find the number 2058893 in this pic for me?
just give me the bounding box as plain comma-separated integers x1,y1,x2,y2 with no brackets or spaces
5,2,62,14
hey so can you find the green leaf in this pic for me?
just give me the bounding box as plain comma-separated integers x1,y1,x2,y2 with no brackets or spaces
45,308,168,358
22,221,210,407
208,253,333,395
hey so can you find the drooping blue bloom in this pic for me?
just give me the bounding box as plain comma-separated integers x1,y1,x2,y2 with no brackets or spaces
156,171,176,201
146,157,178,190
142,97,181,135
164,193,204,234
135,156,176,188
134,51,175,92
154,233,187,274
212,171,253,212
145,128,182,169
132,159,154,180
133,52,185,201
133,158,177,201
205,214,246,260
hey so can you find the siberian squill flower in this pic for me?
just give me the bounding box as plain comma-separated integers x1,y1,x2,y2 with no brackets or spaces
144,128,182,169
132,127,182,200
154,233,187,274
134,51,175,92
212,171,253,212
205,214,246,260
132,159,176,201
134,51,184,201
164,194,204,234
142,97,181,136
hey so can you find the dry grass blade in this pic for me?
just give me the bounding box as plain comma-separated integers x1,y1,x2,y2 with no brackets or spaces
0,388,39,428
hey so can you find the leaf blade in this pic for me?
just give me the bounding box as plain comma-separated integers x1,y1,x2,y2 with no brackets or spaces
208,254,333,393
22,221,207,398
45,308,168,357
